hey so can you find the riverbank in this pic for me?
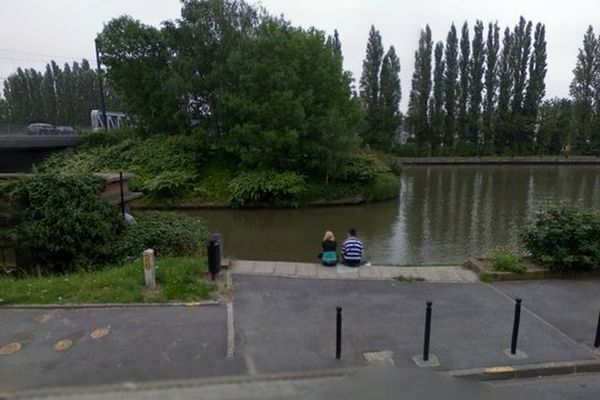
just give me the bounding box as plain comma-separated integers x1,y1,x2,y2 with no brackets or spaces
398,155,600,165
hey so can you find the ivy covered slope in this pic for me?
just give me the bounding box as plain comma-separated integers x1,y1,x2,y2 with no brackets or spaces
41,128,400,208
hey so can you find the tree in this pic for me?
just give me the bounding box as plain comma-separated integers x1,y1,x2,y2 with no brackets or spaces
379,46,402,147
482,22,500,150
359,25,384,146
163,0,261,133
98,15,179,132
444,24,459,147
496,28,514,153
457,22,470,141
537,98,572,154
468,20,485,146
430,41,445,150
407,25,433,149
332,29,342,57
570,26,598,150
511,17,533,151
221,20,362,179
523,23,547,148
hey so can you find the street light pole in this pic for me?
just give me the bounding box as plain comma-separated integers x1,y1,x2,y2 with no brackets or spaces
94,38,108,131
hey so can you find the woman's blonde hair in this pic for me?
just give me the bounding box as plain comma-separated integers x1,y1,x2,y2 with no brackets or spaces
323,231,335,241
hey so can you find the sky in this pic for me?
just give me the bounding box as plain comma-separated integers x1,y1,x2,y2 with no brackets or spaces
0,0,598,112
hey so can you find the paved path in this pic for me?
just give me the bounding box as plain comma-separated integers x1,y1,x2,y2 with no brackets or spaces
230,260,478,283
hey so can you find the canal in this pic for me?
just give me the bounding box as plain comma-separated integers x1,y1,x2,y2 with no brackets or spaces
184,165,600,264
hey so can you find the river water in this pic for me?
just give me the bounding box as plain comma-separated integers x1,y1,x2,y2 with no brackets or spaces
184,165,600,264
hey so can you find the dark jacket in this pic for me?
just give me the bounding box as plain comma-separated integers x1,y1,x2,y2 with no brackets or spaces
321,240,337,252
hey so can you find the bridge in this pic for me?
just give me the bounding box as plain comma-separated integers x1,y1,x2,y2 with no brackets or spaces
0,128,80,173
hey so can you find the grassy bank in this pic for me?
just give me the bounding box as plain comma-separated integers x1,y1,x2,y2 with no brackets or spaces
40,129,400,208
0,257,216,305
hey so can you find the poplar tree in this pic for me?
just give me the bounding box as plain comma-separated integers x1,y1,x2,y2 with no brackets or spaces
444,24,459,147
407,25,433,149
523,23,547,148
457,22,470,141
482,22,500,150
496,28,514,152
511,17,533,150
468,20,485,146
359,25,384,146
570,26,598,149
332,29,342,57
430,41,445,149
379,46,402,147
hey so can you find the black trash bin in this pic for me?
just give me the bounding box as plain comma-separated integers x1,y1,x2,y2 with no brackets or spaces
207,233,221,280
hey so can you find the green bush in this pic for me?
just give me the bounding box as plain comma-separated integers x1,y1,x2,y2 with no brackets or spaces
521,203,600,271
5,174,126,274
486,245,526,273
229,171,306,207
341,153,388,183
122,212,209,258
363,173,400,202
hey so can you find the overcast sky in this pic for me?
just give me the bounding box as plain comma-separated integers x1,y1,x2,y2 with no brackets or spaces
1,0,598,111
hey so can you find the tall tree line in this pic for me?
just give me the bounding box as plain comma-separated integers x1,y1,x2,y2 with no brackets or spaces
406,16,549,155
0,59,119,126
359,25,402,149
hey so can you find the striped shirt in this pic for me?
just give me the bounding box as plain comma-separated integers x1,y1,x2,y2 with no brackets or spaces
342,236,364,261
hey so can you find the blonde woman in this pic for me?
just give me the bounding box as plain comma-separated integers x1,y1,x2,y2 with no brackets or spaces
319,231,338,266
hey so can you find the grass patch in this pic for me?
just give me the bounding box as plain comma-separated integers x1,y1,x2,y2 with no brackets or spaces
0,257,216,305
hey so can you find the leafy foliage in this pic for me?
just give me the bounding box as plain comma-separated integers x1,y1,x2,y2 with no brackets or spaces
5,174,125,274
521,203,600,271
486,245,526,273
122,212,209,258
229,171,306,207
220,19,362,178
41,130,200,199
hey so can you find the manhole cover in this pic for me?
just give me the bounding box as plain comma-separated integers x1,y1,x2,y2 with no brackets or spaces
0,342,22,355
53,339,73,352
91,326,111,339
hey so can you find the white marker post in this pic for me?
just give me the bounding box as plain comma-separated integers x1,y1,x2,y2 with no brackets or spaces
143,249,156,289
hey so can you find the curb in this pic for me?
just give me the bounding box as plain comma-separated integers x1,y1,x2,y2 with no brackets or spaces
6,368,360,399
0,300,221,310
449,358,600,381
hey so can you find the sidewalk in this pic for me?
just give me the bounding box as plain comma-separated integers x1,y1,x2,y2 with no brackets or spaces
230,260,478,283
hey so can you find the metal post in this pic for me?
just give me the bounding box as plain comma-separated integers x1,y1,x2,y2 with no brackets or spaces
94,38,108,131
594,306,600,348
510,299,522,355
336,307,342,359
119,171,125,219
423,301,432,361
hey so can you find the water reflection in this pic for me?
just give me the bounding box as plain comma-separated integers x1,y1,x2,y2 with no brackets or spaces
184,165,600,264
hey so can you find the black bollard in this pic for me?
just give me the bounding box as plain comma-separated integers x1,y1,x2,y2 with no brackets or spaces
336,307,342,359
594,306,600,348
510,299,522,355
119,171,125,219
423,301,432,361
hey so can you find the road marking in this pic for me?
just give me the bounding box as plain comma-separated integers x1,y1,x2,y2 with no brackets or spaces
245,354,258,375
0,342,22,355
226,302,235,358
90,326,111,340
364,350,395,366
485,366,514,373
53,339,73,352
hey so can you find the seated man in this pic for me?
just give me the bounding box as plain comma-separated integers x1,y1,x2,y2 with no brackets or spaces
341,228,364,267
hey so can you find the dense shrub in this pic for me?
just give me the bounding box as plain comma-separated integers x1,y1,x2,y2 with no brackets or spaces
363,173,400,202
486,245,526,273
229,171,306,206
521,204,600,271
41,132,200,199
122,212,208,258
5,174,125,274
341,153,389,183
